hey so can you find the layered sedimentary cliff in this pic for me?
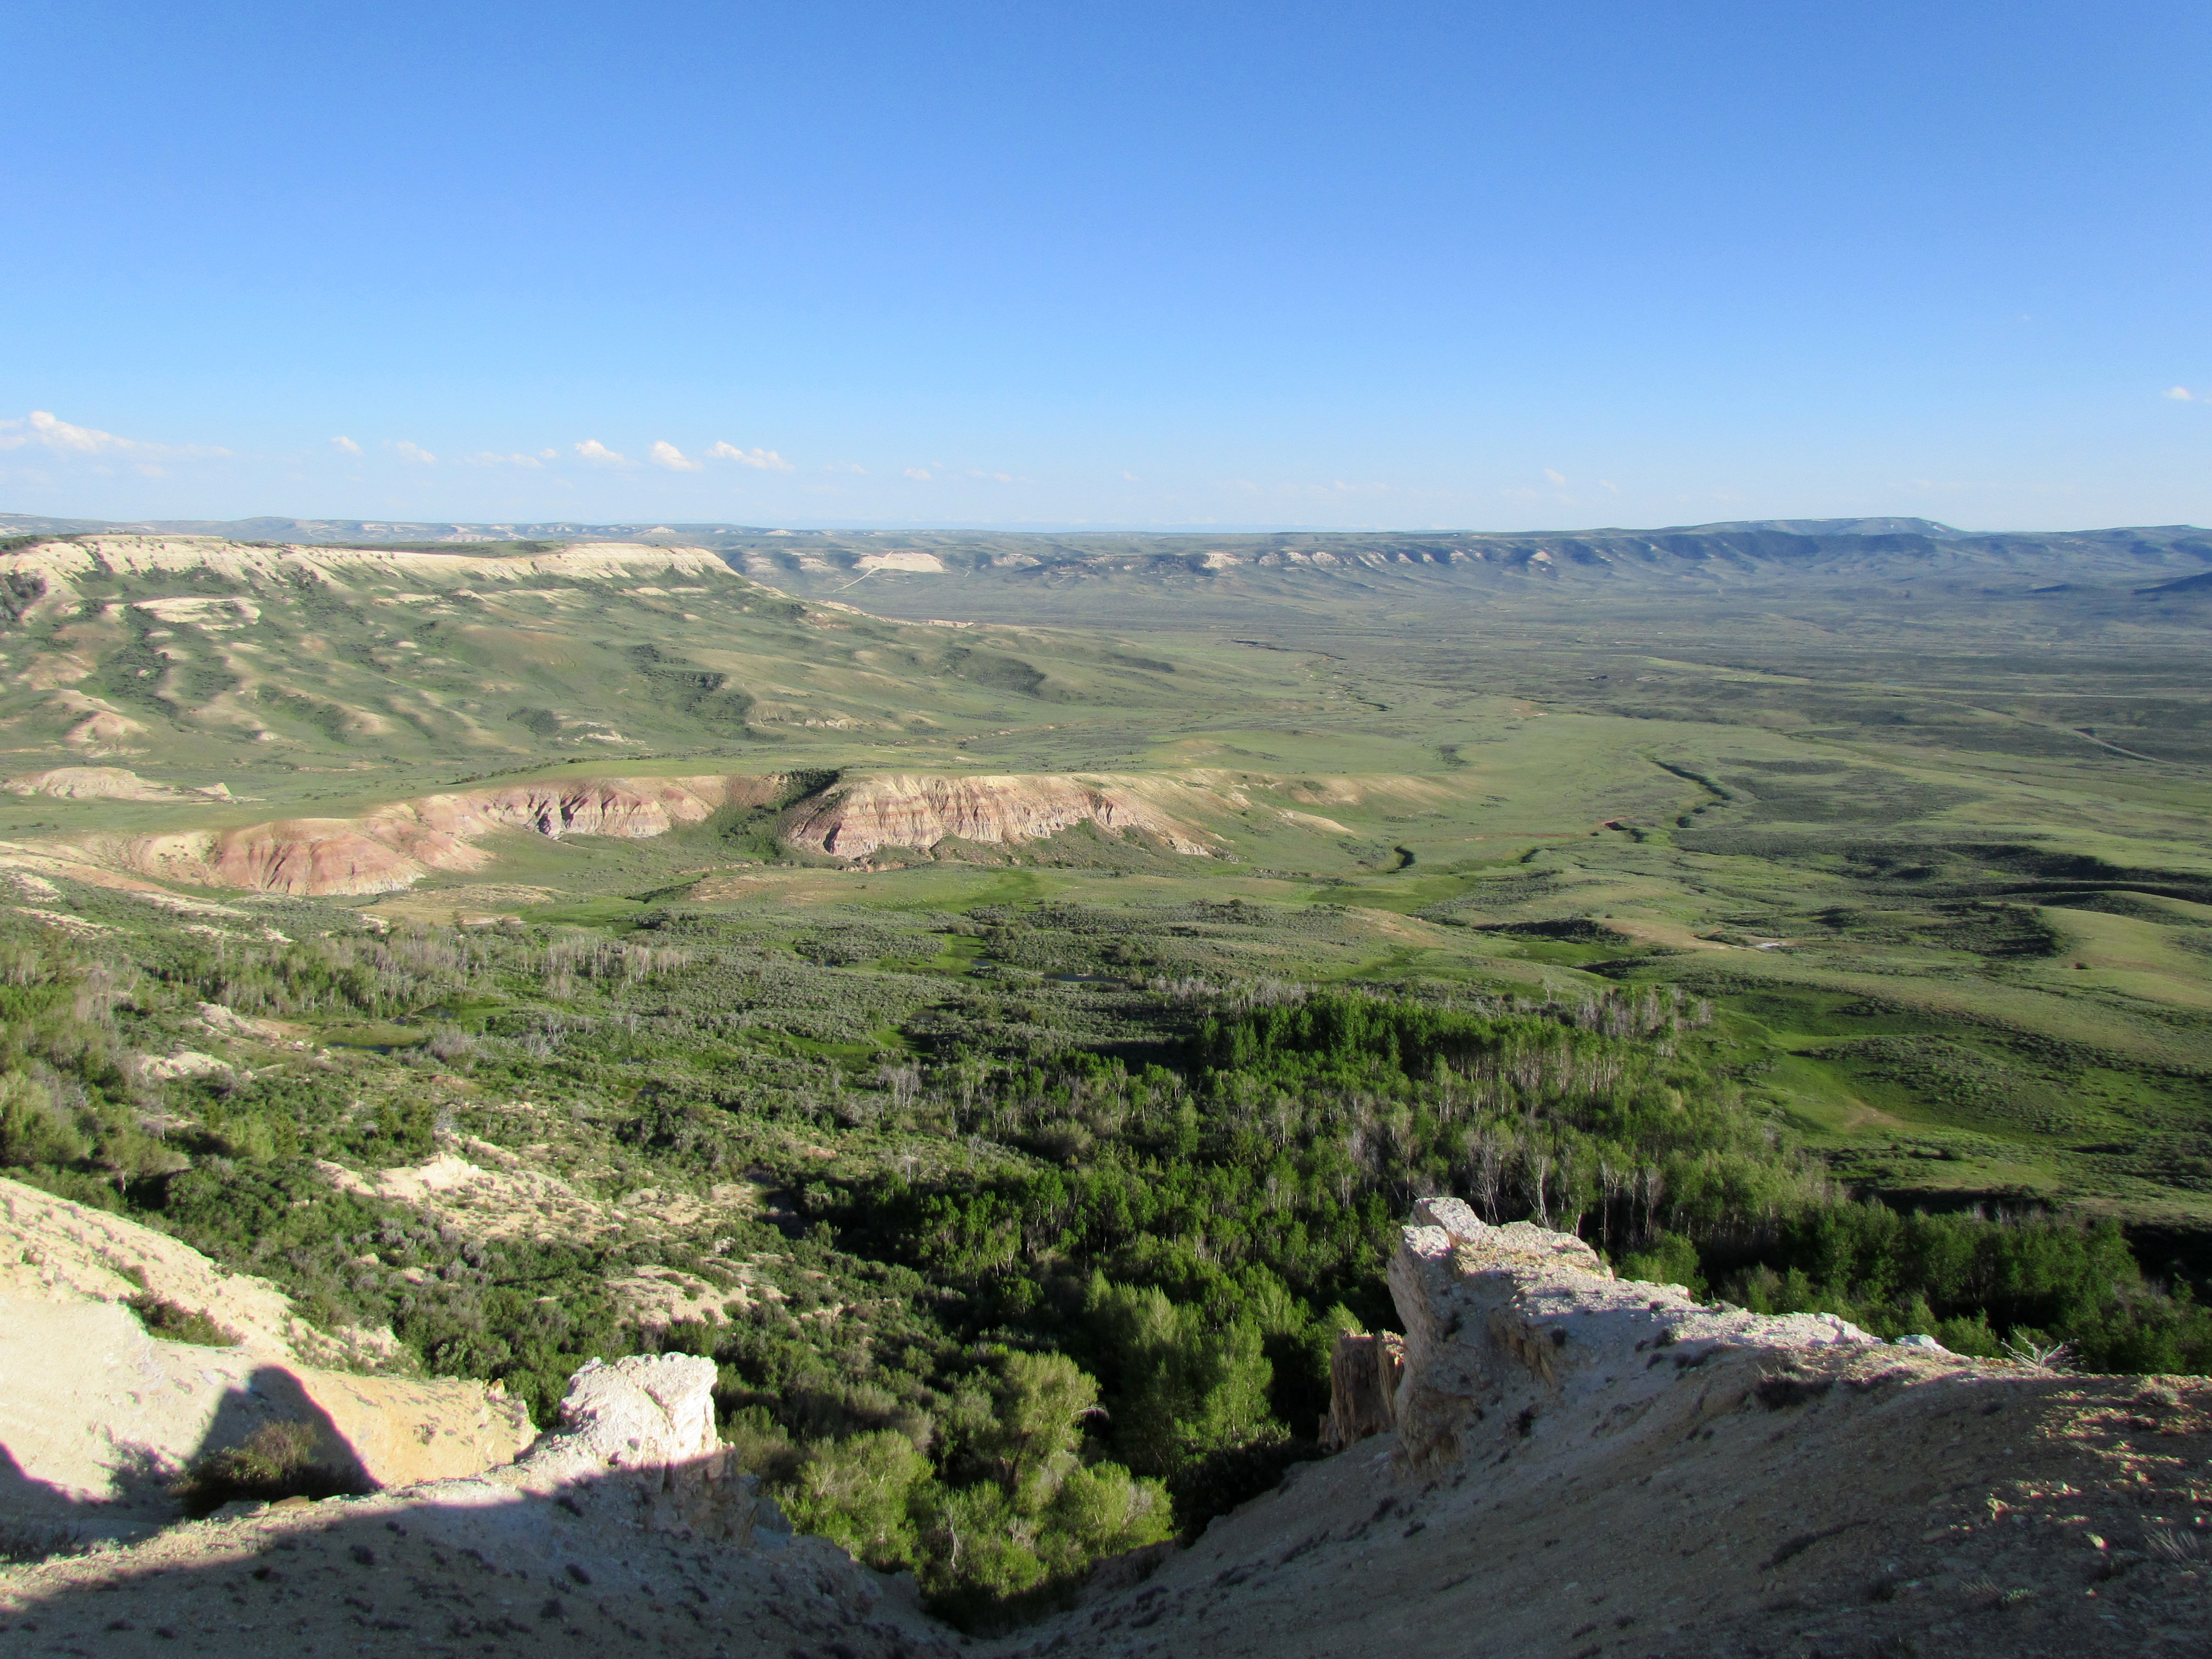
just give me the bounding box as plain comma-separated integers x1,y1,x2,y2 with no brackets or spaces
31,768,1222,896
72,774,787,896
780,771,1216,860
0,537,736,622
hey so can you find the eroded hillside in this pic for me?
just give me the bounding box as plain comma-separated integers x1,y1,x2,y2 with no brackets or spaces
4,1199,2203,1658
0,534,1283,774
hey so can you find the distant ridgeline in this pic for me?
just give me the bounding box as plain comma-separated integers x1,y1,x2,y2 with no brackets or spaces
6,513,2211,617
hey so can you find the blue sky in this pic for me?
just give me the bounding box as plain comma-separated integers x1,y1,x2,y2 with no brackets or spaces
2,1,2205,530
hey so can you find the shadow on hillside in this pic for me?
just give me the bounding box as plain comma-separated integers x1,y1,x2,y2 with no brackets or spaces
0,1452,945,1659
0,1365,374,1545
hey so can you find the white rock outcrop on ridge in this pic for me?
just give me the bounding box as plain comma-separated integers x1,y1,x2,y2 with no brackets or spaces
1385,1195,1874,1468
1014,1201,2206,1659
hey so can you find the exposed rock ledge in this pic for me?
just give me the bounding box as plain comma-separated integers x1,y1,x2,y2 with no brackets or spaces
41,769,1223,896
1,1351,952,1659
1384,1197,1878,1471
7,1199,2206,1658
0,1176,530,1530
1009,1199,2211,1659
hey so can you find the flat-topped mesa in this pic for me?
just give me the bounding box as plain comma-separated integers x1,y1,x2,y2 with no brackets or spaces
1375,1197,1877,1472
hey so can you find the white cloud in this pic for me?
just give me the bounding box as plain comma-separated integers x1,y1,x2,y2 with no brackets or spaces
651,440,701,472
819,461,866,474
331,435,363,456
1121,471,1139,482
574,439,627,465
0,410,228,460
707,442,794,472
1600,479,1620,493
539,448,557,459
389,440,437,465
461,451,544,469
2166,386,2197,401
1543,468,1568,486
904,467,932,481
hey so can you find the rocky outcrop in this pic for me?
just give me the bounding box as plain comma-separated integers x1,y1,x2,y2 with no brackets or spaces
491,1355,754,1539
781,771,1216,860
0,1349,953,1659
1016,1200,2212,1658
1380,1196,1876,1471
1318,1329,1404,1451
0,1178,530,1532
55,768,1225,894
8,1200,2209,1659
2,768,232,802
0,1176,339,1360
79,774,789,896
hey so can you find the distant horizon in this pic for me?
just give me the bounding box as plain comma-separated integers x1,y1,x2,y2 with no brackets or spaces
15,508,2210,541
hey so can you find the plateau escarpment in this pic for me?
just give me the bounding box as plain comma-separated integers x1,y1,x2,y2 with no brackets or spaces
0,534,1242,773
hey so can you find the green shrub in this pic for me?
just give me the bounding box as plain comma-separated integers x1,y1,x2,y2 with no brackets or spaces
1619,1231,1707,1297
169,1421,371,1517
127,1294,239,1348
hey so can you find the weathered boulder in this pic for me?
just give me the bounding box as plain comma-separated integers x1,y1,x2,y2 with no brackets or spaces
498,1354,757,1540
1378,1194,1875,1471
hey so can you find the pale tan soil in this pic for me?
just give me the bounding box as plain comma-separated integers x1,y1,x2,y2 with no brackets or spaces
1,769,232,803
0,1178,344,1363
1018,1356,2212,1659
0,1484,947,1659
0,1356,951,1659
0,1179,529,1529
359,884,563,926
0,844,243,916
315,1142,770,1328
318,1143,761,1250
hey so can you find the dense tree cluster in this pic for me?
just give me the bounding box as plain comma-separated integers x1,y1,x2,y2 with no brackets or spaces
1,914,2207,1625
